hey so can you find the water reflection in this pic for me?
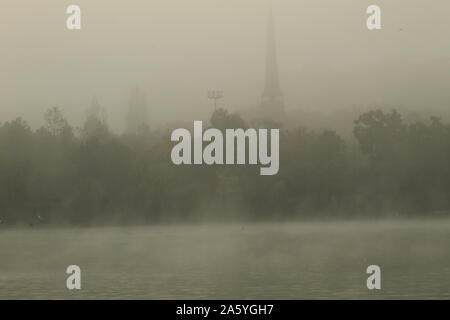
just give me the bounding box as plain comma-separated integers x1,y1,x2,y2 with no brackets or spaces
0,220,449,299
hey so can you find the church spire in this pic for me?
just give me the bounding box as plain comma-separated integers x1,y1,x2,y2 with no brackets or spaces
261,3,285,118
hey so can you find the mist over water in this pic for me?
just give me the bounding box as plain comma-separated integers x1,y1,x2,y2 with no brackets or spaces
1,220,449,299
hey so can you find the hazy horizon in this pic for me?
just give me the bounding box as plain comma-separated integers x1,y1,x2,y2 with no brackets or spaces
1,0,450,132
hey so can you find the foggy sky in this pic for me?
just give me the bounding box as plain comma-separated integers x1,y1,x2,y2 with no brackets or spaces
1,0,450,131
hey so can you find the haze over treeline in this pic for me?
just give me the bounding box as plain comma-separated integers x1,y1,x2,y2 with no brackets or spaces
1,106,450,226
2,0,450,132
2,1,450,225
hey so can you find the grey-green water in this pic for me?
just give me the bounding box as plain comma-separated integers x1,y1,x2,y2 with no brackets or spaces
1,220,450,299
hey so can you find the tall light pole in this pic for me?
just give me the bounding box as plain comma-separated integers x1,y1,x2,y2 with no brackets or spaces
207,90,223,111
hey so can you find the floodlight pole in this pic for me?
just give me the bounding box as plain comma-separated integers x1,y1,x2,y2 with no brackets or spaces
207,90,223,111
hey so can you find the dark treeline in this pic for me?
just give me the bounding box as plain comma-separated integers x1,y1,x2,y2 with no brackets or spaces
0,106,449,226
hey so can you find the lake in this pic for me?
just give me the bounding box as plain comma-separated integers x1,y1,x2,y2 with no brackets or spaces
0,220,449,299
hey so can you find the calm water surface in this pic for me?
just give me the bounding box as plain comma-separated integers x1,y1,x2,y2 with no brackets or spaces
1,220,450,299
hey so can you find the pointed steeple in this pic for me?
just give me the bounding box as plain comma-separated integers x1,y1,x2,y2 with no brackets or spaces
261,3,285,118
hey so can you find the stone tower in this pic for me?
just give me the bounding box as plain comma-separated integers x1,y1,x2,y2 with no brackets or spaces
125,86,149,134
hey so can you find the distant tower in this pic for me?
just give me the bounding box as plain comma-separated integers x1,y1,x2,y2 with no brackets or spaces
261,5,285,120
125,86,149,133
83,96,108,138
87,96,107,124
